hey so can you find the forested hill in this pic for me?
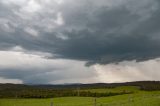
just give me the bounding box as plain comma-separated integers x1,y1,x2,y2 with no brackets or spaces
0,81,160,90
0,81,160,98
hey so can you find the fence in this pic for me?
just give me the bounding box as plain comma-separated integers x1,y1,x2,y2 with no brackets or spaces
49,95,156,106
49,97,135,106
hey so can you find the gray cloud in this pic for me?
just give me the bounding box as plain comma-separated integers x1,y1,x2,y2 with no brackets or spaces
0,0,160,66
0,51,97,84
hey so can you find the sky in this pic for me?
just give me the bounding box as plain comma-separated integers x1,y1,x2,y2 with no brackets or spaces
0,0,160,84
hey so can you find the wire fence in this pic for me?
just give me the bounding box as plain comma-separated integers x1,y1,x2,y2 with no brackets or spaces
5,94,160,106
49,98,132,106
50,102,132,106
49,95,159,106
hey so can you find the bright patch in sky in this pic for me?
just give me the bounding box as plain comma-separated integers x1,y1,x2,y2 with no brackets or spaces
0,77,23,84
21,0,41,13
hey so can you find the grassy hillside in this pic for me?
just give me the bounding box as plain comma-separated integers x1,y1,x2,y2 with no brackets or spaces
0,81,160,98
0,91,160,106
81,86,140,93
0,86,160,106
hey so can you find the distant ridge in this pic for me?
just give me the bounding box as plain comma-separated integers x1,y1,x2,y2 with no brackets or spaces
0,81,160,88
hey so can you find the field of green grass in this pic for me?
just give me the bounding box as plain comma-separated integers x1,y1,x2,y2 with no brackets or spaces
0,86,160,106
81,86,140,93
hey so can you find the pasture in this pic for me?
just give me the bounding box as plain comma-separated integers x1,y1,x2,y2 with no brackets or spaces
0,86,160,106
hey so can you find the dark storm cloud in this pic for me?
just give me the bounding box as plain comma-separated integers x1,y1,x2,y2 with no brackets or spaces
0,68,62,84
0,0,160,65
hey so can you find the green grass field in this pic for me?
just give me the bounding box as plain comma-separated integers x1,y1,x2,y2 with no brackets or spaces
81,86,140,93
0,86,160,106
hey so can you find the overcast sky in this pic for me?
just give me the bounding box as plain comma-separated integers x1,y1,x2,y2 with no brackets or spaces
0,0,160,84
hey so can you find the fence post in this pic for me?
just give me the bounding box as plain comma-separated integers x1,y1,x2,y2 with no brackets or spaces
51,102,53,106
77,87,80,96
94,97,97,106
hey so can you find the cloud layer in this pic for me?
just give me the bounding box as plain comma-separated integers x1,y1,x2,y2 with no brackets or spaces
0,51,160,84
0,0,160,64
0,0,160,83
0,51,97,84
